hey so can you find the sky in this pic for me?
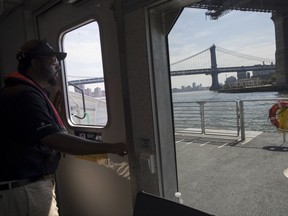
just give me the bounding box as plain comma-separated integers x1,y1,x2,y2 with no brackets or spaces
168,8,276,88
63,22,105,90
62,7,276,90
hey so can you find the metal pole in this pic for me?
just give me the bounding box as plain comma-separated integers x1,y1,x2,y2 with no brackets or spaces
239,100,245,141
199,101,205,134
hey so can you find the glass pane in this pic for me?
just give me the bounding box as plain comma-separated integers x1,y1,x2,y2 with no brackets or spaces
168,8,279,216
62,21,107,127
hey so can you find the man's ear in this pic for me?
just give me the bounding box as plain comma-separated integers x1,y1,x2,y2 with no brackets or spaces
31,59,41,69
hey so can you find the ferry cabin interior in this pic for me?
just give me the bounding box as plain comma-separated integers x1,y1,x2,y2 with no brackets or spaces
0,0,287,215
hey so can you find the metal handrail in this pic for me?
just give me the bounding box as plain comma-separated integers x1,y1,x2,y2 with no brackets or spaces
173,98,288,141
68,81,87,120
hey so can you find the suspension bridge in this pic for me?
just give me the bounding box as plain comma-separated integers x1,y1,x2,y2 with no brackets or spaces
69,44,275,90
170,44,275,90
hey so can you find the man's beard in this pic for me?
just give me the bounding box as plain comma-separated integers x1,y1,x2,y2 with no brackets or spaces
48,72,59,86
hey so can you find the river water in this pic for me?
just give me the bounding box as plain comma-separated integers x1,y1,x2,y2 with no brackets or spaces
172,90,288,133
172,90,288,102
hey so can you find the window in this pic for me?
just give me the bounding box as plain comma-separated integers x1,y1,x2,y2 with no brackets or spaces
168,8,278,215
62,21,107,127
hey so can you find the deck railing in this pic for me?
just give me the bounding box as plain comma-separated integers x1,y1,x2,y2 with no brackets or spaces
173,98,288,141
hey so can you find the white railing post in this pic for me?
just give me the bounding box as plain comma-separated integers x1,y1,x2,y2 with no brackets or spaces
239,100,245,141
199,101,205,134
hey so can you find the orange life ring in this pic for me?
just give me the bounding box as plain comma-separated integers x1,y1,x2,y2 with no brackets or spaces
269,101,288,128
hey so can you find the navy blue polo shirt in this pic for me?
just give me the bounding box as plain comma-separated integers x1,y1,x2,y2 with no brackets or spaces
0,81,62,181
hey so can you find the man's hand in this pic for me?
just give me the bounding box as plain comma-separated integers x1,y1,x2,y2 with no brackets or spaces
111,143,128,157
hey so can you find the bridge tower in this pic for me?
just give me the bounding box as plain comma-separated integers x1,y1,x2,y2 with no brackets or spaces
272,12,288,87
209,44,222,91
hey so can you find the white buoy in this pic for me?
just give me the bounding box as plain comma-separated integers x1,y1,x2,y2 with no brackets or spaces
175,192,183,204
283,168,288,178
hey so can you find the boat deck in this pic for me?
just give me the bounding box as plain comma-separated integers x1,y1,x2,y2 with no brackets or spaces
175,130,288,216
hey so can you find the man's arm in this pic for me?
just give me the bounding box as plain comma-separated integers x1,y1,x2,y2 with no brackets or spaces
41,132,127,156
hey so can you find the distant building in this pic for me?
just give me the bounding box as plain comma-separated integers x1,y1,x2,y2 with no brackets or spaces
225,76,237,86
171,82,209,93
85,88,92,96
237,71,247,80
73,85,105,97
252,69,274,80
231,77,261,88
92,87,103,97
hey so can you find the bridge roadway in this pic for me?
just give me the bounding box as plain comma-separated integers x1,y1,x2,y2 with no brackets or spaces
175,130,288,216
68,64,275,86
170,64,275,76
68,77,104,85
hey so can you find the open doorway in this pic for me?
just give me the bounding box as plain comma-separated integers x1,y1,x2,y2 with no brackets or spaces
167,8,287,216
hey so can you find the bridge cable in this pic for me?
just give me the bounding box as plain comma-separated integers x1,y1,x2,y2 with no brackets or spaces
216,46,274,63
170,47,210,66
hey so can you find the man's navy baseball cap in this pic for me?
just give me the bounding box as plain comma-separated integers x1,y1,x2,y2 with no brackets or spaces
16,39,67,62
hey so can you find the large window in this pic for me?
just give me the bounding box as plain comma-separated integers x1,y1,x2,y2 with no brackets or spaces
168,8,282,216
62,21,107,127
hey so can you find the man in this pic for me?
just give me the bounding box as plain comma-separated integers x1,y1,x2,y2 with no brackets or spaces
0,39,127,216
